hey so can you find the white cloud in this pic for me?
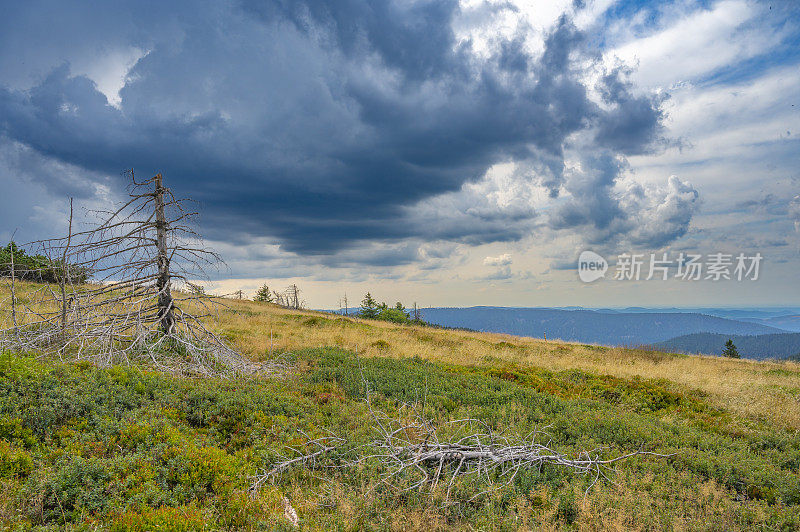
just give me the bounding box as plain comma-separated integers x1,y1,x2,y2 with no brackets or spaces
606,0,779,88
72,47,146,108
790,195,800,232
484,253,512,266
624,175,701,248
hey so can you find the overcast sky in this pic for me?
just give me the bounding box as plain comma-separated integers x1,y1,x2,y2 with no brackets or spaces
1,0,798,308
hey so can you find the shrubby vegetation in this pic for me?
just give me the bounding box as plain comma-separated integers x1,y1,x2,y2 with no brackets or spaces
0,242,89,284
0,348,798,529
1,281,799,528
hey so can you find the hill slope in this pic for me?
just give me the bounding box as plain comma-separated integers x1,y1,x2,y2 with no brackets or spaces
1,281,800,529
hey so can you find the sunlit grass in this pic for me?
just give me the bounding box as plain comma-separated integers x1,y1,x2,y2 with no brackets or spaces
2,281,800,529
3,279,799,429
207,293,800,430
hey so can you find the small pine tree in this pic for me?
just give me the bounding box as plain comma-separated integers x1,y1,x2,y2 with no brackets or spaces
722,339,740,359
394,302,410,318
360,292,379,319
254,283,273,303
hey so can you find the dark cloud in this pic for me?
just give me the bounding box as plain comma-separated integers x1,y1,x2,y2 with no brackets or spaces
549,152,628,231
0,0,669,263
242,0,464,81
548,151,699,249
595,67,667,154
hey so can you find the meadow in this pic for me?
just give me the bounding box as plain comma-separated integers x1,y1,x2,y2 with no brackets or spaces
1,281,799,530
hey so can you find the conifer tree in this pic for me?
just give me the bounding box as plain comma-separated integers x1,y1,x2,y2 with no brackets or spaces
360,292,379,319
722,339,740,358
254,283,273,302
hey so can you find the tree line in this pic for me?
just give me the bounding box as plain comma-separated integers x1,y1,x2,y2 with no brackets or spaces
1,242,89,284
253,283,303,309
357,292,423,324
252,285,424,325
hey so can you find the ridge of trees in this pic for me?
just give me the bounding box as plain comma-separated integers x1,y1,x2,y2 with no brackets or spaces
1,242,89,284
359,292,423,324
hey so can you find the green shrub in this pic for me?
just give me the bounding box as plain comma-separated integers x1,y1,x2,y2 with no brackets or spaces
111,504,206,532
163,444,240,502
376,308,410,324
0,416,37,447
556,491,578,524
0,440,32,478
42,456,111,522
303,316,328,327
0,347,797,528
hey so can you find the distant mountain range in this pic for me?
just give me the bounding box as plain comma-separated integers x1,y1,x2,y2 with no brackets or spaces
593,307,800,333
652,332,800,360
418,306,800,359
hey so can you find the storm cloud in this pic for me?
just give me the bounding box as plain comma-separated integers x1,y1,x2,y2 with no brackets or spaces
1,0,669,261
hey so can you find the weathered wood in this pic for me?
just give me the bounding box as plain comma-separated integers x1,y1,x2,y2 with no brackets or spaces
154,173,176,334
60,198,73,332
9,237,16,330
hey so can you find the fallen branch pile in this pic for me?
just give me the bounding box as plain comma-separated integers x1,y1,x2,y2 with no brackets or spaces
251,396,672,501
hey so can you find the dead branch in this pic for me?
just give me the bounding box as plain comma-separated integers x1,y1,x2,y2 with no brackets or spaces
250,396,673,502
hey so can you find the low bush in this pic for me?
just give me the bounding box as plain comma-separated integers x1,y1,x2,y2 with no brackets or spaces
0,348,796,529
0,440,32,479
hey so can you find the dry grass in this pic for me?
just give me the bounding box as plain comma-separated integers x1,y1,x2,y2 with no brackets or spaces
4,280,800,429
213,295,800,430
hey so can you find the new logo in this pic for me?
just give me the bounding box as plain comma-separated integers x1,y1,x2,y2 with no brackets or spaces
578,251,607,283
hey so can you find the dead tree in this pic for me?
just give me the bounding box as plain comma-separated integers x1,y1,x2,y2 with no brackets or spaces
288,284,300,309
58,199,74,333
273,290,287,307
186,282,206,296
153,173,176,334
0,171,270,377
9,234,17,331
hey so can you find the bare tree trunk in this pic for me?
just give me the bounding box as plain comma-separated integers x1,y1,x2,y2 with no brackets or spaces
286,284,300,309
9,238,16,330
60,198,73,332
154,173,175,334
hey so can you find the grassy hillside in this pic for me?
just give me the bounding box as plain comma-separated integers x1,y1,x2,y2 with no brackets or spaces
217,298,800,431
1,281,800,530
